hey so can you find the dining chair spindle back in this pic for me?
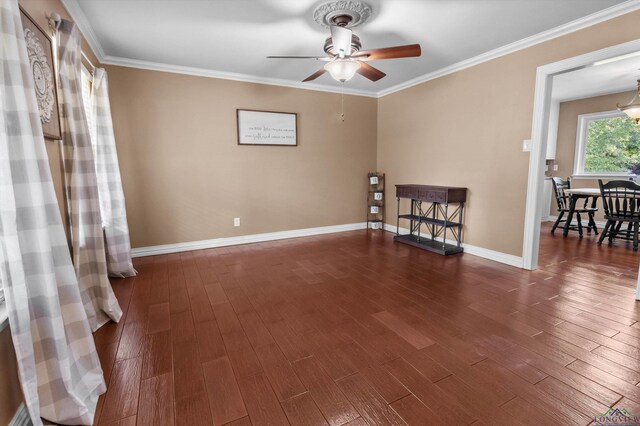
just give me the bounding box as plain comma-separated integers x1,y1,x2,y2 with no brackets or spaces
551,177,598,237
598,179,640,250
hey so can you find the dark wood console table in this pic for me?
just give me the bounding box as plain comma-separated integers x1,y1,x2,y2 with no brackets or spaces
395,184,467,255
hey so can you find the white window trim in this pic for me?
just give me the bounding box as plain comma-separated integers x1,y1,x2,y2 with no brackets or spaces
0,272,5,330
0,303,7,332
81,63,95,145
0,286,6,331
573,110,635,179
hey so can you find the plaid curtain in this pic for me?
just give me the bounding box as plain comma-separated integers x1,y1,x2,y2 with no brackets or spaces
58,20,122,330
91,68,137,278
0,1,105,424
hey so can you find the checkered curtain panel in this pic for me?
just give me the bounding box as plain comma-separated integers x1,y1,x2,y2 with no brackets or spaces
91,68,137,278
58,20,123,330
0,1,106,424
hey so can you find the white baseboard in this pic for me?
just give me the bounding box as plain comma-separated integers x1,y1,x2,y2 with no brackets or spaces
384,224,524,269
131,221,524,269
9,404,30,426
131,222,367,257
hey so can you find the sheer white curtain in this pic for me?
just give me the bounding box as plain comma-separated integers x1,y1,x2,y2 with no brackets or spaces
57,19,122,330
0,1,105,424
90,68,137,278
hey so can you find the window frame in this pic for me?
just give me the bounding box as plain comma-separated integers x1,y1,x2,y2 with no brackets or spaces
573,109,636,179
0,280,6,331
81,62,95,145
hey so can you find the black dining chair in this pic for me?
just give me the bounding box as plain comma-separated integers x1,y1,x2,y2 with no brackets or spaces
598,179,640,251
551,177,598,236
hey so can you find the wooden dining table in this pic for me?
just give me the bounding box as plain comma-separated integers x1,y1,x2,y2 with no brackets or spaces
562,188,600,237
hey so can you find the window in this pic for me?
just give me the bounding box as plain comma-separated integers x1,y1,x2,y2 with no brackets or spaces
81,64,95,144
574,110,640,177
0,277,5,329
0,282,4,331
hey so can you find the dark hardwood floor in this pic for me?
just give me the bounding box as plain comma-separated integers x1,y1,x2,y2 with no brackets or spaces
92,223,640,425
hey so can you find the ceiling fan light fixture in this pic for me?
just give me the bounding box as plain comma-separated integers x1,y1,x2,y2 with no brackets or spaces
324,59,361,82
618,79,640,124
621,104,640,124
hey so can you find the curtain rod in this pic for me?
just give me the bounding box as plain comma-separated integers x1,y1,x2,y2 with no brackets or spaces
82,51,96,71
47,13,97,71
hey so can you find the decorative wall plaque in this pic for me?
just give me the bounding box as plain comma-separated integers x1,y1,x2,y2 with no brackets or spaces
21,7,61,140
237,110,297,146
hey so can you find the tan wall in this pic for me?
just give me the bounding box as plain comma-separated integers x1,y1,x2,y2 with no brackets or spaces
0,327,22,425
106,66,377,248
378,10,640,257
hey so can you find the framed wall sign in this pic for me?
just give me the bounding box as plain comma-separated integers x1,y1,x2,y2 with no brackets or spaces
20,6,62,140
237,109,297,146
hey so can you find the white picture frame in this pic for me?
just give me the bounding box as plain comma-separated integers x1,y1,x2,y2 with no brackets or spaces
237,109,297,146
369,176,379,185
370,206,379,214
374,192,383,201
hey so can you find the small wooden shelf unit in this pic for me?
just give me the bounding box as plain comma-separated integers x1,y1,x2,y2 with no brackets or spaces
395,184,467,255
367,172,385,230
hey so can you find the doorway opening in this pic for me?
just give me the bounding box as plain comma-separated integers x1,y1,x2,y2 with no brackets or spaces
522,39,640,299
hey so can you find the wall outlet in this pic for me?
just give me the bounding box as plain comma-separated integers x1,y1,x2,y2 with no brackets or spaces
234,218,240,227
523,139,532,152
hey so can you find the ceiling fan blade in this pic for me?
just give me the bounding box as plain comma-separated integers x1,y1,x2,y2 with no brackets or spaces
267,55,331,60
357,62,386,81
353,44,421,61
330,25,352,57
302,68,327,82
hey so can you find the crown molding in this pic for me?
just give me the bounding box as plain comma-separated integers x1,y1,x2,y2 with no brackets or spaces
100,55,378,97
61,0,376,97
60,0,106,60
376,0,640,97
61,0,640,99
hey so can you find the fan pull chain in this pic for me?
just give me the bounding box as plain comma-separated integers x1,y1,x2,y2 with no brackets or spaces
340,83,345,122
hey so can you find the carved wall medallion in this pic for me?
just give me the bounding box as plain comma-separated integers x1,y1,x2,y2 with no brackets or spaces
24,28,55,123
20,7,62,140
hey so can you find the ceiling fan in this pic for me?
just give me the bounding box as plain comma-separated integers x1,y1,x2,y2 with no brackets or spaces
267,14,421,83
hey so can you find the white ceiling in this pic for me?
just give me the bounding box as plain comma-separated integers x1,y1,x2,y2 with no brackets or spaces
63,0,635,97
552,53,640,101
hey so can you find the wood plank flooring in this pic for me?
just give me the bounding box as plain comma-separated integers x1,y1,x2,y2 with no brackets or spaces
92,223,640,425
